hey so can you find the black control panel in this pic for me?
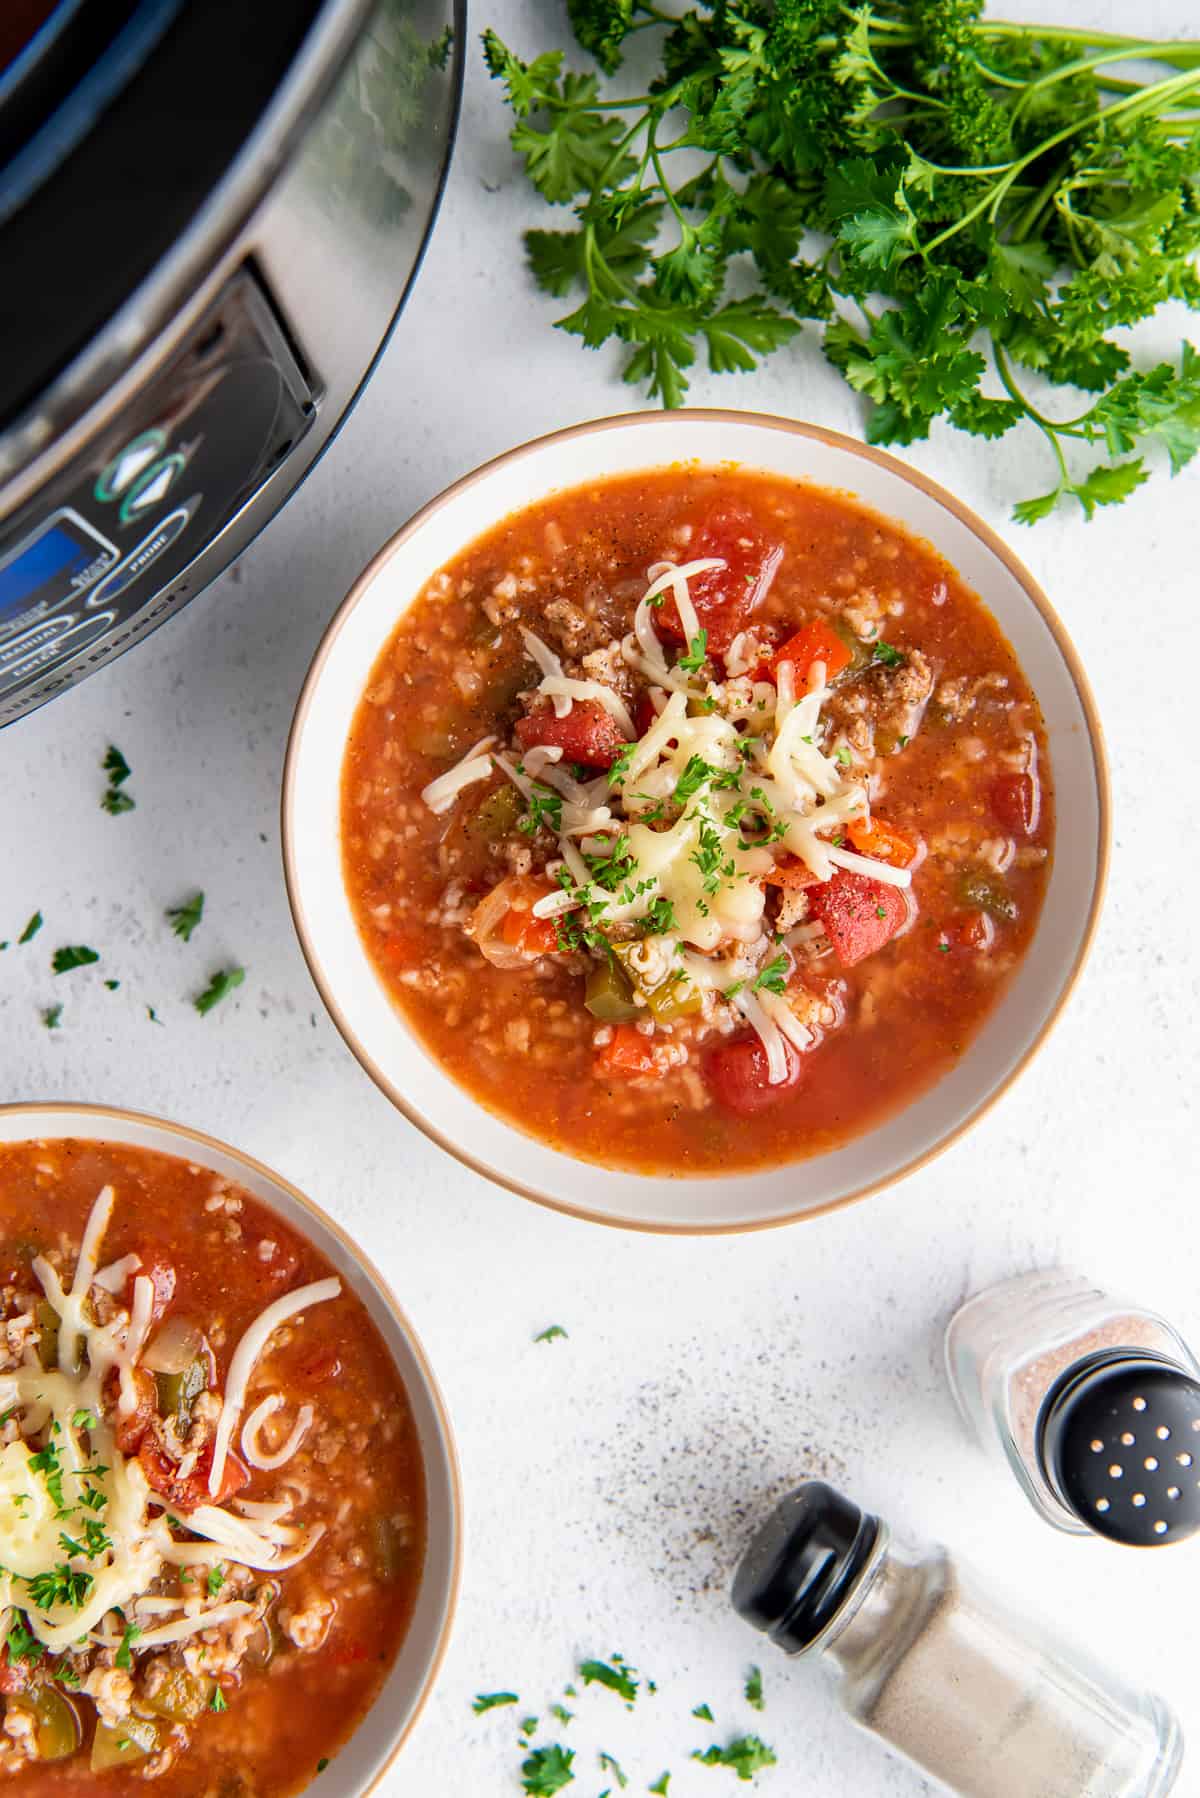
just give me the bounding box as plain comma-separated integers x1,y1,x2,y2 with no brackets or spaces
0,267,317,725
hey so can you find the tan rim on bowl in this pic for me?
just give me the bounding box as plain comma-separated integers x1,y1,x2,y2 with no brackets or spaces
283,410,1110,1235
0,1101,463,1796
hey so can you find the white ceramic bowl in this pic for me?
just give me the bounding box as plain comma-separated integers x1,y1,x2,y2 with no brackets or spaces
0,1103,461,1795
283,411,1108,1234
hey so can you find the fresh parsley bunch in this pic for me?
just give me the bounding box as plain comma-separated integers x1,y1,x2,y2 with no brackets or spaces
484,1,1200,521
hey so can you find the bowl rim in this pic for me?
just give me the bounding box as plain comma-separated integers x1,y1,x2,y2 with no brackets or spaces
0,1098,463,1792
282,407,1111,1236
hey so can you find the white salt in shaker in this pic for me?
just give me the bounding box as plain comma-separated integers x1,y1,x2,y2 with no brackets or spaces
945,1269,1200,1544
733,1481,1183,1798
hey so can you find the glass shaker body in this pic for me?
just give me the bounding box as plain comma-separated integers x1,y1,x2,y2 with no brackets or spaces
944,1269,1199,1533
813,1524,1182,1798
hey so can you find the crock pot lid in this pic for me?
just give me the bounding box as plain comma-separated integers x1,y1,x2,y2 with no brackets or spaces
0,0,333,436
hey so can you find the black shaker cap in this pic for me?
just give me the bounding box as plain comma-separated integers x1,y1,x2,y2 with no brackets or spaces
732,1481,880,1654
1040,1350,1200,1547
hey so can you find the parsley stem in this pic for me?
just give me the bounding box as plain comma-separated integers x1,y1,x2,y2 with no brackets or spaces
1009,42,1200,127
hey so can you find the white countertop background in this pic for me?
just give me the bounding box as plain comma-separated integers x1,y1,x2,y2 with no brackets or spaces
4,0,1199,1791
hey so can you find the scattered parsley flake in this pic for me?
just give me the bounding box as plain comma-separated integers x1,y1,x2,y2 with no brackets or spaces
18,912,42,944
745,1666,764,1711
207,1564,225,1598
102,745,132,787
598,1752,628,1789
6,1619,44,1666
472,1691,519,1714
115,1623,142,1668
678,630,709,674
534,1324,569,1343
209,1685,228,1713
649,1777,671,1795
42,1004,63,1030
317,1759,330,1773
522,1744,574,1794
550,1703,574,1724
101,788,136,815
693,1735,777,1781
520,784,565,837
194,966,245,1016
872,641,905,669
751,956,788,996
167,892,205,942
607,743,635,786
692,1703,714,1721
52,946,99,975
580,1655,639,1705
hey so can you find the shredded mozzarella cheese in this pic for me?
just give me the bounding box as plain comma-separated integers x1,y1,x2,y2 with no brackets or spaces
207,1279,341,1497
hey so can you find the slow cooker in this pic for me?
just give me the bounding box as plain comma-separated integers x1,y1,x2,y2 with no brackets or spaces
0,0,462,727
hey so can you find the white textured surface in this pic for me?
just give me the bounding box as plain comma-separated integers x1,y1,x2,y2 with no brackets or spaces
3,0,1200,1791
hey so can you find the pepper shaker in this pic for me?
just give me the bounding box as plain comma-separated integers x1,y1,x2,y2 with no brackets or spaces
733,1480,1183,1798
945,1269,1200,1544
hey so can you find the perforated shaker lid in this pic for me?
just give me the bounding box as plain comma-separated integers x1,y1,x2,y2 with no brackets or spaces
1040,1351,1200,1546
731,1481,880,1653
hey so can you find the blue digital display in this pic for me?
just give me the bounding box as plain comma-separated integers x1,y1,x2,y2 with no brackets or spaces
0,523,96,621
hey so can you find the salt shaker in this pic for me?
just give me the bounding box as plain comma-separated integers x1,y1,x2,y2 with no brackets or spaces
733,1481,1183,1798
945,1269,1200,1544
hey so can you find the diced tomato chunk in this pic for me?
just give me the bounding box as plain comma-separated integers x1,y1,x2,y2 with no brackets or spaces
659,508,783,654
953,910,995,951
133,1245,177,1323
515,701,628,769
594,1024,658,1080
704,1033,803,1117
990,772,1040,838
763,855,821,891
808,869,908,969
846,817,916,868
105,1366,157,1457
140,1442,249,1512
770,618,853,685
499,878,561,956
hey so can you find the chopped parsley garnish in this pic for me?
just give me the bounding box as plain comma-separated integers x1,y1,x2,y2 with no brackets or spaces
580,1654,639,1705
115,1623,142,1669
534,1324,569,1343
584,835,637,893
146,1006,163,1025
28,1439,70,1516
833,746,852,768
521,1744,574,1794
167,892,205,942
72,1410,95,1433
317,1759,329,1773
209,1685,228,1713
474,1692,517,1715
101,788,136,816
692,1736,777,1780
549,1703,574,1724
6,1619,44,1665
678,630,708,674
872,641,905,669
598,1751,628,1788
744,1666,765,1711
692,1703,714,1722
520,1715,539,1738
42,1005,63,1030
104,979,120,991
649,1777,671,1795
607,743,635,787
642,897,677,936
52,945,99,975
102,745,132,787
55,1661,81,1689
18,912,42,945
689,819,734,895
25,1563,94,1612
207,1563,226,1598
519,784,564,837
751,956,788,997
194,966,245,1016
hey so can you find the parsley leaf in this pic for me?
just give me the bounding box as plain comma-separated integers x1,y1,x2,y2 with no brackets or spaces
488,12,1200,522
693,1735,777,1781
101,745,136,814
52,946,99,975
751,956,788,996
472,1691,519,1714
649,1777,671,1795
692,1703,714,1721
194,967,245,1016
534,1324,569,1343
209,1685,228,1713
744,1665,764,1711
598,1752,627,1789
167,892,205,942
677,630,708,674
871,641,905,668
521,1743,575,1795
42,1004,63,1030
18,912,42,945
115,1623,141,1669
206,1564,225,1599
580,1655,639,1704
